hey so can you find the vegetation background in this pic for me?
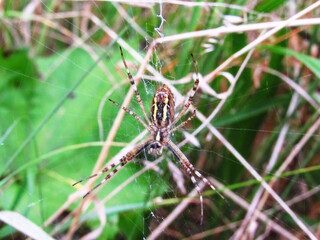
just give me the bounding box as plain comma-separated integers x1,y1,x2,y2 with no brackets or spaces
0,0,320,239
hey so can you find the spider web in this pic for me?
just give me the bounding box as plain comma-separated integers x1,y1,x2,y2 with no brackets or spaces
1,1,320,240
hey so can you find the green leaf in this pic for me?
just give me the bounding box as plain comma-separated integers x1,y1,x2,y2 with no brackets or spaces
255,0,289,12
261,45,320,78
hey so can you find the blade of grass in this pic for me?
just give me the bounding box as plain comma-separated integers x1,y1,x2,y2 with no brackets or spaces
261,45,320,78
0,141,127,187
0,211,54,240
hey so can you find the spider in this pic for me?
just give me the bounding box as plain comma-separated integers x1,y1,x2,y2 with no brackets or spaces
73,47,224,224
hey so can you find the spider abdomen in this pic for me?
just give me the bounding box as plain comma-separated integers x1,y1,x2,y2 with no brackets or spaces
151,84,175,128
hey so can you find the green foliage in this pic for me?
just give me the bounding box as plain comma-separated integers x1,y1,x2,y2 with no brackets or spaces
255,0,289,12
1,1,320,239
0,49,37,160
261,44,320,78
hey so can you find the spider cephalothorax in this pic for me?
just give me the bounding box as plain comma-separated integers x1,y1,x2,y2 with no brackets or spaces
73,47,224,224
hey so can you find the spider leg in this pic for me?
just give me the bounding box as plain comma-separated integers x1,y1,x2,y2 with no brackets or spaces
72,161,121,187
170,54,199,127
167,140,225,200
73,136,153,198
119,47,151,125
82,161,125,198
187,170,204,225
108,99,151,131
170,110,196,133
174,156,204,225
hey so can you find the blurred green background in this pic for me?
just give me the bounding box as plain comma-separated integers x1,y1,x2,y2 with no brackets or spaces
1,0,320,239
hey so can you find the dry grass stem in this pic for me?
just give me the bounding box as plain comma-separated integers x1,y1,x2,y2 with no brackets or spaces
155,18,320,44
258,66,319,109
147,182,206,240
233,90,300,239
209,178,300,240
251,115,320,228
203,2,320,82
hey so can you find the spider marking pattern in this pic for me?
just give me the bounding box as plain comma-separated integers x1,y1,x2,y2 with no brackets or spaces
73,47,224,224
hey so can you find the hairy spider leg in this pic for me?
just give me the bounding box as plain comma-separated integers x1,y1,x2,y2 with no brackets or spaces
168,140,225,200
82,162,125,198
108,99,151,131
73,136,153,198
186,167,204,225
170,54,199,127
119,47,151,125
171,151,204,225
170,110,196,133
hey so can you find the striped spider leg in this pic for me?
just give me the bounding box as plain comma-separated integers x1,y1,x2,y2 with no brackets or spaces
73,48,224,224
119,46,151,126
170,53,199,127
170,110,196,133
167,139,225,225
165,54,224,224
73,136,153,198
167,141,204,224
73,47,154,197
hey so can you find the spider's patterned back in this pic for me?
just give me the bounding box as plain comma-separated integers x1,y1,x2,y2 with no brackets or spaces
151,84,175,128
